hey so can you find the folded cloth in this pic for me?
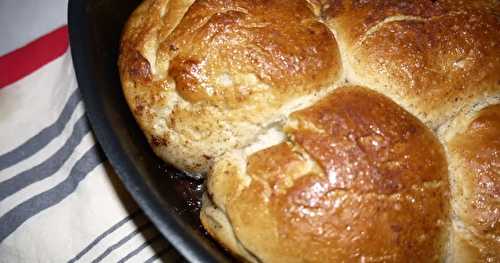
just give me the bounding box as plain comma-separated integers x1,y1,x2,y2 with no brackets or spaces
0,1,182,262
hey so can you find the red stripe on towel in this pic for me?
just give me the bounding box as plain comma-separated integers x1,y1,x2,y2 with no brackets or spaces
0,25,69,88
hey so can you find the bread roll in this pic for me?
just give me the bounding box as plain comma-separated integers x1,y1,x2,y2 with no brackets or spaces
202,86,450,262
119,0,500,261
446,105,500,263
322,0,500,128
119,0,341,174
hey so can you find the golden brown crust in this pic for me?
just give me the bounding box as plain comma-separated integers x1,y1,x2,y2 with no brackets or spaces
322,0,499,46
447,104,500,262
273,176,447,262
323,0,500,128
287,86,446,194
205,86,450,262
119,0,342,173
323,0,447,45
163,0,340,105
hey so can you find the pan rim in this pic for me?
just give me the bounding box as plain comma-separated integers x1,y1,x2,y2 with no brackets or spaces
67,1,230,262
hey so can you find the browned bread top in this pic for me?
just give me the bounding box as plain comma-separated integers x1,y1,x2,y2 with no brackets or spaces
165,0,341,104
323,0,500,128
286,86,446,193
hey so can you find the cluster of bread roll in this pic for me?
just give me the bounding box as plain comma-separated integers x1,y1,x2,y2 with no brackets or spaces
119,0,499,262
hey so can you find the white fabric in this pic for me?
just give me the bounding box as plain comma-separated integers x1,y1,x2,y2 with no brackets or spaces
0,51,178,263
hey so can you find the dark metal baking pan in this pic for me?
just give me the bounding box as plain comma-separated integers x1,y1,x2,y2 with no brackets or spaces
68,0,232,262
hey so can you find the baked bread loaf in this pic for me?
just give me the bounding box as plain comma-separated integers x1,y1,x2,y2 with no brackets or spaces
119,0,500,262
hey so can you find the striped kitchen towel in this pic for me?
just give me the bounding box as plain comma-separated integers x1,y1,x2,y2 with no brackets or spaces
0,1,182,262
